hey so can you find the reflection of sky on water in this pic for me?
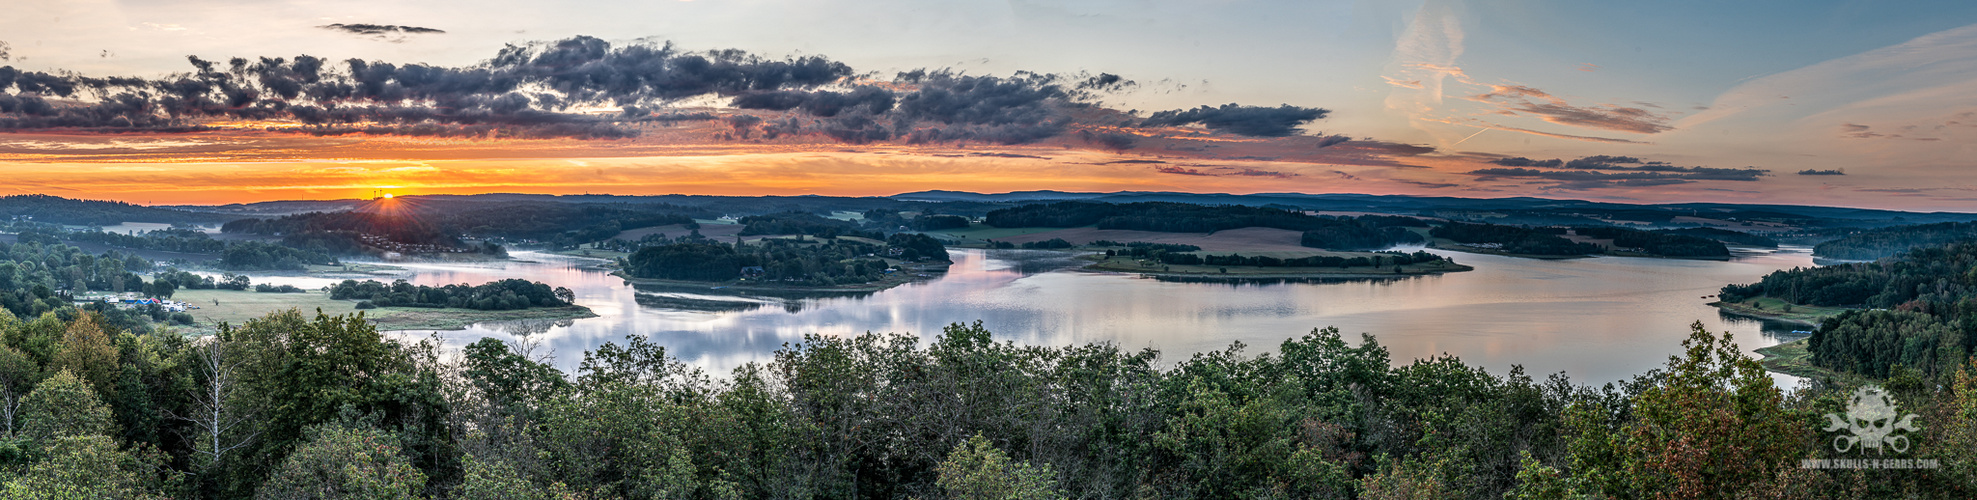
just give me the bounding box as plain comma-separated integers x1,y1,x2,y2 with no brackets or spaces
353,247,1816,386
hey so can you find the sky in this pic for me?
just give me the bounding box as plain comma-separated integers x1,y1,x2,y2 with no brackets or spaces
3,0,1976,210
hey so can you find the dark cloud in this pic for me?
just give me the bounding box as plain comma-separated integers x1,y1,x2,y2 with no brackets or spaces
1151,165,1293,178
1393,179,1460,189
1467,155,1768,189
1467,84,1671,134
1797,169,1846,176
0,36,853,138
1076,73,1134,92
0,41,10,62
1155,166,1212,176
1142,103,1329,137
319,24,447,36
1840,123,1880,138
0,36,1332,146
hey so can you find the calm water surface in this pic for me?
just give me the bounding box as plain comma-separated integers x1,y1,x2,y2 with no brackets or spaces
282,247,1815,386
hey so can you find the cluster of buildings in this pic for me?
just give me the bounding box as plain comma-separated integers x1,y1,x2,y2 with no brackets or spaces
73,293,200,312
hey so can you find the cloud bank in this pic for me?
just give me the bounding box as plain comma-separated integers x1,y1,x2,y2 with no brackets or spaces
0,36,1329,145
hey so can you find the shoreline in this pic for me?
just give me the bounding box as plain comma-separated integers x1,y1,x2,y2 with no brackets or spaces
1753,339,1833,380
370,305,598,331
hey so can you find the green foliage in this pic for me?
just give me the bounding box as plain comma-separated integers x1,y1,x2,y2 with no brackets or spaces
17,370,116,443
1814,221,1977,260
1658,227,1778,248
49,314,119,399
328,278,573,310
1431,222,1604,256
737,212,869,238
0,435,170,499
452,455,575,500
1810,309,1965,378
936,434,1065,500
0,194,221,226
1572,226,1729,257
224,309,454,496
625,239,895,284
887,232,950,261
256,423,428,499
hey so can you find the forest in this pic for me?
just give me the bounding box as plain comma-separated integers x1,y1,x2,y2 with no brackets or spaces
328,279,575,311
1430,222,1604,256
1569,226,1729,258
622,239,898,286
65,227,229,254
737,213,875,239
0,195,226,226
1720,242,1977,378
858,209,971,231
4,307,1975,498
223,203,699,251
1812,221,1977,261
1658,227,1779,247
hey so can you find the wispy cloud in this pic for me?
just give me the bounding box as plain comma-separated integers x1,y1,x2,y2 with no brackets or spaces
1466,85,1672,134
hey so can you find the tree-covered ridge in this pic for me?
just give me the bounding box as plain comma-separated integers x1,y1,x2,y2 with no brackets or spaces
984,202,1426,250
223,211,457,247
1721,242,1977,378
1657,227,1779,247
1571,226,1729,258
8,308,1968,498
64,227,229,254
328,278,575,310
0,194,225,226
429,202,697,246
1430,222,1603,256
1813,221,1977,261
222,203,698,251
737,212,873,238
623,238,897,285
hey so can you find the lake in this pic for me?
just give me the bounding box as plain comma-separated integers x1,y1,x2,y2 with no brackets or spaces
270,246,1816,386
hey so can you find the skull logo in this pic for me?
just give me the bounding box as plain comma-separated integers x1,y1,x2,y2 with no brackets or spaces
1822,385,1921,454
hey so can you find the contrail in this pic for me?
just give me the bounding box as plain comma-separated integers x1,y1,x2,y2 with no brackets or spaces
1452,125,1493,145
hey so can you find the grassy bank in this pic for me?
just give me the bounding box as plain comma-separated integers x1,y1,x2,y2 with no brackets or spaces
1708,297,1849,326
172,289,595,334
1753,339,1834,379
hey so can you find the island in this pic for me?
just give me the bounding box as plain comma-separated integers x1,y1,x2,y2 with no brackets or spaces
614,231,953,293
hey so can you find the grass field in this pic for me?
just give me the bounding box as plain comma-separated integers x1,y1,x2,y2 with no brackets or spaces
1753,339,1834,379
172,289,595,333
1709,297,1849,326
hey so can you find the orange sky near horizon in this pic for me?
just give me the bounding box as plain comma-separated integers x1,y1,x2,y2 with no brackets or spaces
1,127,1970,212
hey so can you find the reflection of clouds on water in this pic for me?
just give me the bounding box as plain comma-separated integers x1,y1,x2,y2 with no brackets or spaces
380,248,1821,386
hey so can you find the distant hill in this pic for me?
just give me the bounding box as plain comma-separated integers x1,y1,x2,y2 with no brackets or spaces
1812,222,1977,261
893,191,1977,229
0,194,230,226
